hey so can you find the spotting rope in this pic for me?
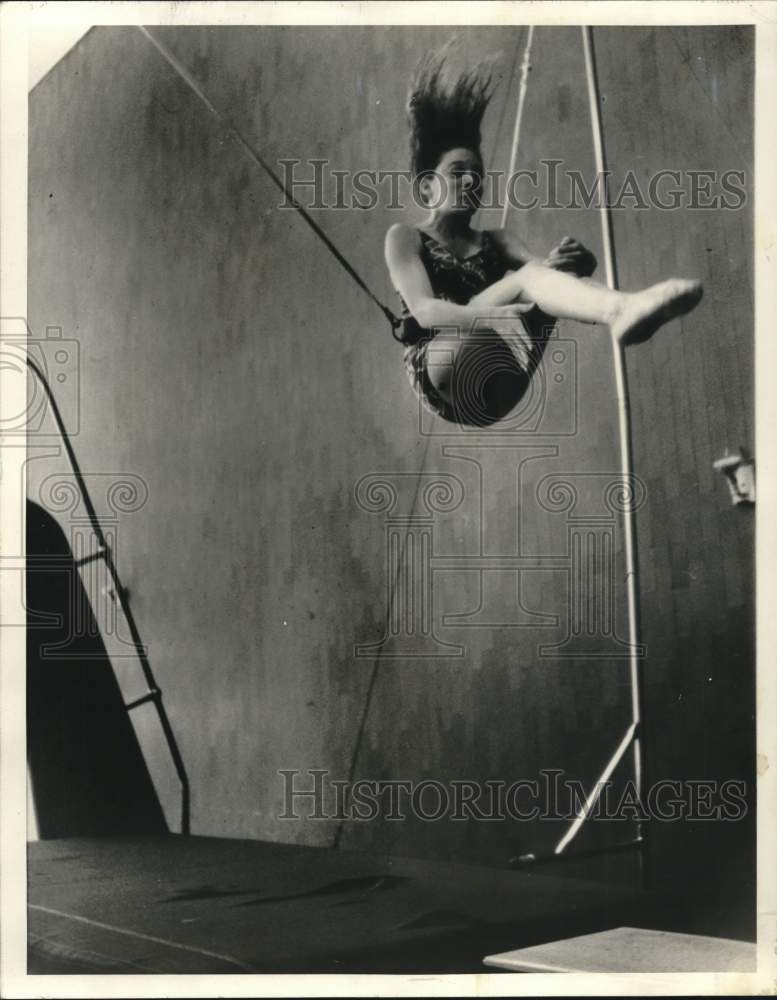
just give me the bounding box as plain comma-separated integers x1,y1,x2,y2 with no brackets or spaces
581,24,647,882
500,25,534,229
138,26,403,337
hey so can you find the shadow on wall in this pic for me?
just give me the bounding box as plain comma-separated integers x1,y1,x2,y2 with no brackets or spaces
26,499,167,839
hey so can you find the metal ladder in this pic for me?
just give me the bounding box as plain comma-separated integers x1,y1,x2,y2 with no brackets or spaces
25,354,190,835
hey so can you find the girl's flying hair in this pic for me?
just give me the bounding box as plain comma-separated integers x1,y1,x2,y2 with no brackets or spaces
407,43,496,179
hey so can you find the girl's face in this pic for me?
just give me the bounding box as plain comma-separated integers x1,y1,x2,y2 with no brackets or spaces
419,147,484,215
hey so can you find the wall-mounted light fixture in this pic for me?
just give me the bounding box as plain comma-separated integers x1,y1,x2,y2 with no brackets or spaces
714,449,755,506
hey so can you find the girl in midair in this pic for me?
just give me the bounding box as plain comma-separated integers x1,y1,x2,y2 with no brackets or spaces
385,50,703,426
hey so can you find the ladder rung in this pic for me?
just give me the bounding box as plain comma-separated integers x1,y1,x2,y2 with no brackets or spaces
125,689,161,711
75,547,107,568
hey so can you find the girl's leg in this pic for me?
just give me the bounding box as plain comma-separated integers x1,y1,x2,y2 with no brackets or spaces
470,265,617,321
425,327,530,422
470,262,703,346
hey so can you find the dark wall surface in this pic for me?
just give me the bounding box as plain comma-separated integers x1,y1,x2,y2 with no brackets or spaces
26,501,167,838
28,24,754,924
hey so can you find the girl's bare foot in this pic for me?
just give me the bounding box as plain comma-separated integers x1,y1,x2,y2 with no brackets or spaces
610,279,703,346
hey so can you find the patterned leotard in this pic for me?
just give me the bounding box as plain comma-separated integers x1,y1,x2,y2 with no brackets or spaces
395,229,552,423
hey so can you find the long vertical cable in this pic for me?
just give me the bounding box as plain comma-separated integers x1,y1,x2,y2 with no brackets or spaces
500,26,535,229
581,26,648,887
335,36,527,851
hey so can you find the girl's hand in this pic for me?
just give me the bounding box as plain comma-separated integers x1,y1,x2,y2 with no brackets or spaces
484,303,536,370
544,236,597,277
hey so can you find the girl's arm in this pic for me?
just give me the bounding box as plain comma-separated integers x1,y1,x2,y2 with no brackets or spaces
490,227,598,277
488,227,543,268
384,224,528,330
